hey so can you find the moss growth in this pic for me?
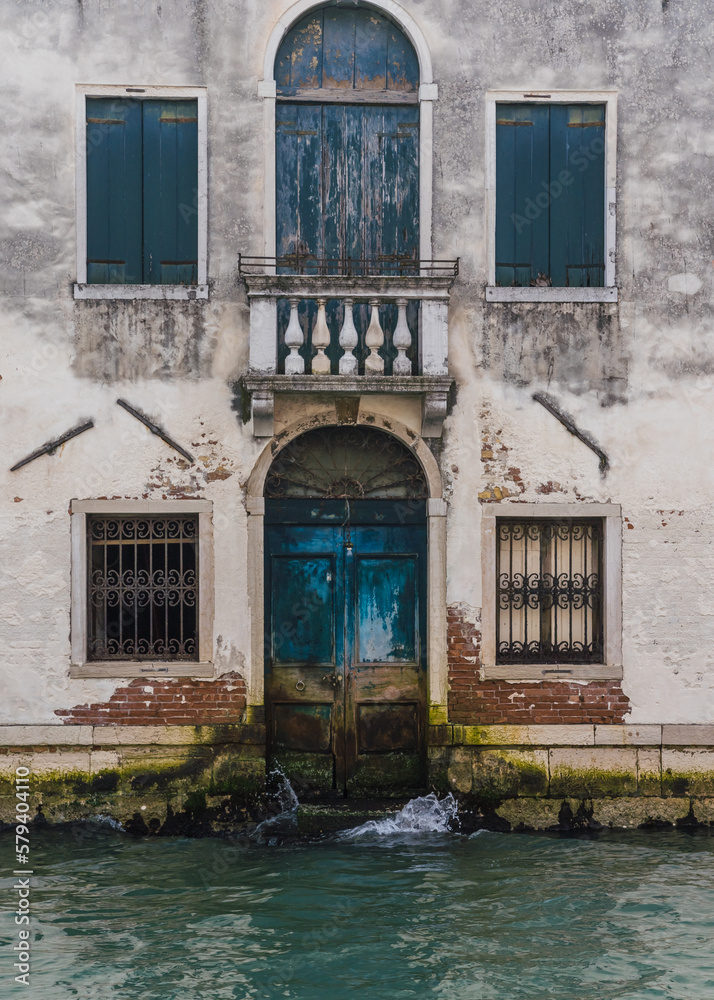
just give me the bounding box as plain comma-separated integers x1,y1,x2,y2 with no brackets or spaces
470,750,549,801
183,789,208,815
550,766,637,798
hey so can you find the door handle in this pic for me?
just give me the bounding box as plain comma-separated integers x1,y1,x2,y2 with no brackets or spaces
321,671,343,688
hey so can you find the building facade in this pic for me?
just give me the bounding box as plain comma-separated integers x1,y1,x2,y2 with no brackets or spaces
2,0,714,831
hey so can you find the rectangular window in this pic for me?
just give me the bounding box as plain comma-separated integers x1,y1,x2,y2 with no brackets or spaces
496,103,605,288
496,518,603,664
75,86,207,300
486,91,616,303
70,500,214,678
88,514,198,660
480,503,621,681
86,98,198,285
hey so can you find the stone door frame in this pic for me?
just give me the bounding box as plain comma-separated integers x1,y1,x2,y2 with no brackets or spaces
245,409,448,725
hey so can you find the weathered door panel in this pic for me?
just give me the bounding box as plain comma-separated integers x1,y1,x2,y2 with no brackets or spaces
265,526,345,795
276,102,419,374
276,103,419,264
265,503,426,797
276,103,323,262
345,526,426,795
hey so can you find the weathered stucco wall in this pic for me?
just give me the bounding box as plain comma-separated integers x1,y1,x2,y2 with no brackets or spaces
1,0,713,734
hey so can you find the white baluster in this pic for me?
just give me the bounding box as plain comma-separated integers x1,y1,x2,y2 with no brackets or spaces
364,299,384,375
284,297,304,375
392,298,412,376
311,297,331,374
338,298,358,375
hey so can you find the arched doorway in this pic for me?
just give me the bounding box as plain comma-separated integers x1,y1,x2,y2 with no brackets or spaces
274,3,421,374
264,426,428,797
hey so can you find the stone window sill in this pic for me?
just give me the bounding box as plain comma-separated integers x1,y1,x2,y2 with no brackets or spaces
485,286,617,303
481,663,623,682
74,284,209,301
70,661,214,679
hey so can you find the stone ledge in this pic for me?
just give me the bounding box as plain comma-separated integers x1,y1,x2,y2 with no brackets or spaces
0,724,265,747
662,725,714,745
242,273,455,300
595,725,662,746
430,724,714,748
439,724,597,746
0,726,94,746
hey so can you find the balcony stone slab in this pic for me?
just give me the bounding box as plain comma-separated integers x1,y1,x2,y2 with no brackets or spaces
240,374,453,438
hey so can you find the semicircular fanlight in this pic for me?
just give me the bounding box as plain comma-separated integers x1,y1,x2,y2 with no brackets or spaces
265,426,428,499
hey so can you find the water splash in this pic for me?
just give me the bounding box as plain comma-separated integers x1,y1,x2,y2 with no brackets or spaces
340,793,459,838
88,814,124,831
271,767,299,814
253,768,299,840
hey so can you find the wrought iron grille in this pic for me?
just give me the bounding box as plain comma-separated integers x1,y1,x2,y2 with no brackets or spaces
496,518,603,664
87,516,198,660
265,426,428,499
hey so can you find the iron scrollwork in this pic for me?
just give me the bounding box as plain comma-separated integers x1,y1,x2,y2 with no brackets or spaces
265,426,428,499
496,518,604,664
87,515,198,660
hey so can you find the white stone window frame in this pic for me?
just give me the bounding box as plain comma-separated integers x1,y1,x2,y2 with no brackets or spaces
70,500,215,678
259,0,438,262
485,90,618,304
73,84,209,301
481,503,622,681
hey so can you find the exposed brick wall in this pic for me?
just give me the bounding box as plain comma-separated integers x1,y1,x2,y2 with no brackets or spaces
447,604,629,725
55,672,246,726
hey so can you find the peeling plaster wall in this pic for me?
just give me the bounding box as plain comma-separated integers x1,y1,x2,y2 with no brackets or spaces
1,0,713,726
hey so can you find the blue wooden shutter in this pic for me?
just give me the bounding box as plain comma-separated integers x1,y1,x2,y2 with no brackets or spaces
142,100,199,284
495,103,550,287
364,106,419,264
496,103,605,287
86,98,142,284
276,103,323,267
549,104,605,287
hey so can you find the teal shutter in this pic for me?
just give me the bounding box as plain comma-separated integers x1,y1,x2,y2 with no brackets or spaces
275,103,324,264
495,104,550,287
86,98,142,283
549,104,605,287
496,103,605,287
142,100,199,284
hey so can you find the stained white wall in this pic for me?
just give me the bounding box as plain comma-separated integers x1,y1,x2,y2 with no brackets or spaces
1,0,713,724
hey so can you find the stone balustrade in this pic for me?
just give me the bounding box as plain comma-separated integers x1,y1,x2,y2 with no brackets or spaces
238,268,457,437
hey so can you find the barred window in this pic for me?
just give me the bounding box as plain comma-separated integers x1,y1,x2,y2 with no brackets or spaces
87,515,198,660
496,518,603,664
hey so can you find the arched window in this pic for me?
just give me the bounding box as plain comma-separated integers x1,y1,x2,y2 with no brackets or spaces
274,4,420,272
265,426,428,499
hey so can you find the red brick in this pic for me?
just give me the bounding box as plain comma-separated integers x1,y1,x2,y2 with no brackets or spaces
55,671,247,726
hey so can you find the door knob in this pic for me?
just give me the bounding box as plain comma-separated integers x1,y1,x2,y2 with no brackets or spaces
321,671,343,688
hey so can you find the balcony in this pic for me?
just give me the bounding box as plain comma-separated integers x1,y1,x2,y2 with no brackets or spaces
238,256,458,438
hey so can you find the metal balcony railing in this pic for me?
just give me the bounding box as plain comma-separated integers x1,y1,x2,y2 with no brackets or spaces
238,253,459,279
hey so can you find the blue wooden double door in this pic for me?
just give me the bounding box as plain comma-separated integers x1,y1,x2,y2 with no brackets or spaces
276,103,419,267
265,500,427,796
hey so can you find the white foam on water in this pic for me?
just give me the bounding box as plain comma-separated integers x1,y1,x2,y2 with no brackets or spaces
253,768,299,839
88,814,124,830
340,792,459,838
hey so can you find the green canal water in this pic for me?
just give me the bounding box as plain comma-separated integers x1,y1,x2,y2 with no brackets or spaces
2,797,714,1000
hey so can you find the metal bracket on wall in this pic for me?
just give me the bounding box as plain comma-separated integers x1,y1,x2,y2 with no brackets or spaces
10,420,95,471
532,392,609,474
116,399,195,463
